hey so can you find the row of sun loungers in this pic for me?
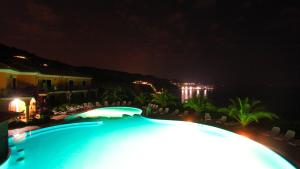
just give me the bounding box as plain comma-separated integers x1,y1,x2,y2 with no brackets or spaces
83,100,132,109
52,101,132,115
263,127,298,146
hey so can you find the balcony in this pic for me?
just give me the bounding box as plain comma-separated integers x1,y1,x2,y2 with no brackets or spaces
0,85,97,98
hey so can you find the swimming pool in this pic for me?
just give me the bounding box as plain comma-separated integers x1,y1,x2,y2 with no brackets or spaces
0,107,296,169
65,107,143,120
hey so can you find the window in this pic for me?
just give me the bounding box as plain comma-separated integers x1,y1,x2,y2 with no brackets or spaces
46,80,52,89
69,80,74,89
12,78,17,89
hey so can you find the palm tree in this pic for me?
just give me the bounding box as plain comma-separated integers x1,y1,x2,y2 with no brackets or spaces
183,95,216,116
218,97,278,127
151,91,177,107
101,86,126,102
134,93,151,106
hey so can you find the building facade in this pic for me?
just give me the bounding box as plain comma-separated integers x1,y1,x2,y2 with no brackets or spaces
0,67,95,122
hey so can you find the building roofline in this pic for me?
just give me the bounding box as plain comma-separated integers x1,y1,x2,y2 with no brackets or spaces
0,68,92,80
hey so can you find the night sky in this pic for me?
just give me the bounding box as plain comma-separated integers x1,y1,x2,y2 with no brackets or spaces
1,0,300,85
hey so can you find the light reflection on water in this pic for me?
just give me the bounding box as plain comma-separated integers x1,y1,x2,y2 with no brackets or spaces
181,88,208,103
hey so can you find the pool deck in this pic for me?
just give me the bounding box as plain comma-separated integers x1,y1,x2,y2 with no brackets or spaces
242,128,300,167
7,114,300,168
151,115,300,168
193,121,300,167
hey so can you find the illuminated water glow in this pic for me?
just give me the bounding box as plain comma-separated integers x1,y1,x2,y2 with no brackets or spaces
65,107,142,119
0,107,296,169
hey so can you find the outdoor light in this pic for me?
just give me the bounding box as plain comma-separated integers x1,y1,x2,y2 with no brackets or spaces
13,56,27,59
11,98,21,112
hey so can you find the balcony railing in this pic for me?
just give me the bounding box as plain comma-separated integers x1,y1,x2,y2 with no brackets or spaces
0,85,96,97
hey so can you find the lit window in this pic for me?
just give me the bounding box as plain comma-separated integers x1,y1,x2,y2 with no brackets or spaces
13,55,27,59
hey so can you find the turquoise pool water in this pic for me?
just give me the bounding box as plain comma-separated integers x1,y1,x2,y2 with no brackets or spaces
0,107,296,169
65,107,143,120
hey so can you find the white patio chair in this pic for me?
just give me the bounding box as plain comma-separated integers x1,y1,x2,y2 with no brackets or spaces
216,115,227,124
204,113,212,121
158,108,163,113
104,101,109,106
263,126,281,137
179,110,189,117
95,102,101,107
164,108,170,114
274,130,296,141
171,109,180,115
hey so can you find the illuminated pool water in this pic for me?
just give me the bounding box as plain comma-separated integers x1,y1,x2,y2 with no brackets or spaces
0,107,296,169
65,107,143,120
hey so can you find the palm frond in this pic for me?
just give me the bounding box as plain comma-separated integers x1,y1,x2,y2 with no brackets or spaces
224,97,279,127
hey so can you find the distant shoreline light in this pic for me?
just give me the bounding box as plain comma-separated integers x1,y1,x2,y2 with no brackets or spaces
13,56,27,59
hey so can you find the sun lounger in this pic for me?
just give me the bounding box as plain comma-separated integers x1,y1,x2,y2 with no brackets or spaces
263,126,280,137
288,139,300,147
274,130,296,141
179,110,189,117
104,101,109,107
204,113,212,121
95,102,101,107
88,102,94,109
163,108,170,114
216,115,227,124
170,109,180,116
158,108,163,113
83,103,88,109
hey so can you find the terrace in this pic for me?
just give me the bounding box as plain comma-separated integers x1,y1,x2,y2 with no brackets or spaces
1,109,297,168
1,92,299,168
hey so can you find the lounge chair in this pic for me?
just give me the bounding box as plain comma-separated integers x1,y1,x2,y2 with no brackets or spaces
263,126,281,137
163,108,170,114
275,130,299,146
122,101,127,105
104,101,109,107
170,109,180,116
179,110,189,117
204,113,212,121
274,130,296,141
127,101,132,105
216,115,227,124
88,102,94,109
285,130,296,141
288,139,300,147
116,101,121,106
158,108,163,113
95,102,101,107
83,103,88,109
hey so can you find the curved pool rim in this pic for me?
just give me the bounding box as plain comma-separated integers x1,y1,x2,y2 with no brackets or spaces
1,108,297,169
